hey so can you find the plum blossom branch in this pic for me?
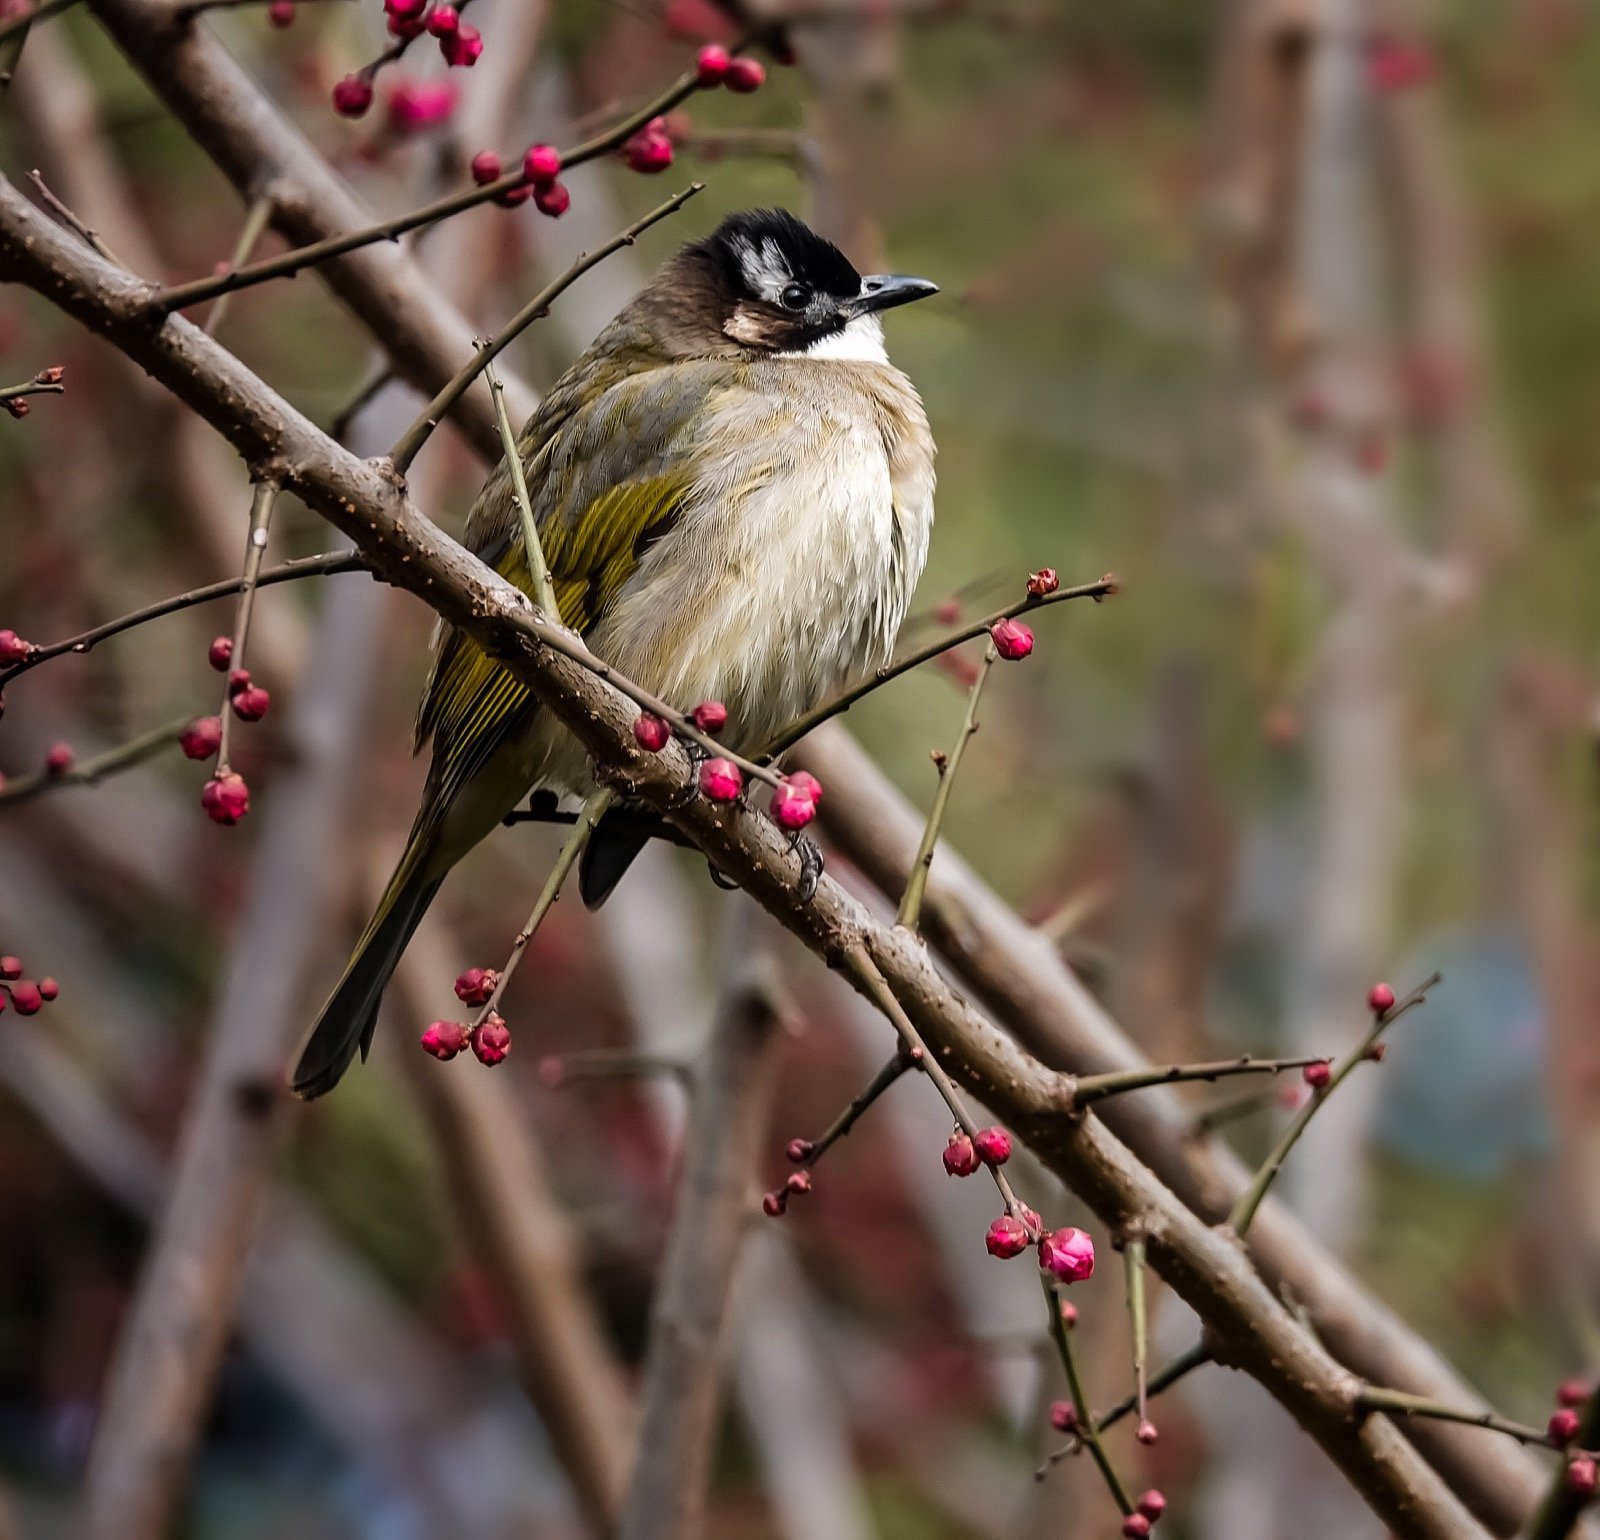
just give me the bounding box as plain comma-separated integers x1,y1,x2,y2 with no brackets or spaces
1044,1277,1134,1514
784,1050,912,1170
484,357,557,618
1357,1388,1560,1451
27,170,119,264
213,480,279,774
762,571,1117,759
1228,976,1441,1236
0,551,364,687
1526,1387,1600,1540
0,717,191,805
1038,1341,1211,1476
388,183,704,474
1073,1052,1328,1106
0,366,64,415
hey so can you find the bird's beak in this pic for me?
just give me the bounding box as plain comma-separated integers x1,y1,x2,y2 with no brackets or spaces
853,273,939,317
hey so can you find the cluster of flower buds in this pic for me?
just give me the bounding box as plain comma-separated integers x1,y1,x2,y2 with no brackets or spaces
1122,1489,1168,1537
420,1013,510,1065
944,1125,1011,1176
622,117,676,175
770,771,821,832
468,143,569,215
692,44,765,93
0,955,58,1018
332,1,483,120
2,366,64,419
762,1163,813,1217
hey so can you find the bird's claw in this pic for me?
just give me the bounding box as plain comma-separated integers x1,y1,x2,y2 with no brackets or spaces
791,832,825,903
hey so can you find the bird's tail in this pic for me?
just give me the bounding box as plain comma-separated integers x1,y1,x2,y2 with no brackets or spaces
293,851,442,1100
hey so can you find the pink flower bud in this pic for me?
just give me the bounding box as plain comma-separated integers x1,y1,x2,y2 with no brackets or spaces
785,1170,812,1196
387,9,425,37
522,143,562,187
420,1019,470,1060
1048,1400,1078,1432
37,977,57,1002
534,181,570,218
179,716,223,761
1038,1226,1095,1283
470,149,502,184
0,629,33,664
1550,1408,1582,1448
426,4,458,35
231,684,271,722
44,742,73,776
1303,1060,1332,1089
1019,1204,1043,1238
227,668,252,696
208,635,233,671
0,957,19,979
692,699,729,733
454,967,498,1006
332,73,375,117
33,366,63,385
471,1014,511,1066
786,770,823,804
770,780,817,831
1365,34,1435,94
9,981,43,1015
696,44,731,86
201,770,250,825
1121,1518,1151,1539
786,1137,814,1164
973,1126,1011,1166
991,617,1034,660
985,1216,1030,1259
1567,1456,1598,1496
1059,1299,1078,1327
267,0,295,25
1136,1419,1159,1446
698,757,742,802
725,56,765,92
623,121,674,174
440,21,482,66
387,76,457,133
3,399,29,419
942,1131,979,1177
1559,1380,1591,1408
384,0,425,16
1027,567,1059,597
1137,1490,1167,1521
1368,981,1396,1014
633,712,671,752
762,1189,787,1217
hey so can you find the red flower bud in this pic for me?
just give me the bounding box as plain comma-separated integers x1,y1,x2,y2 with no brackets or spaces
785,1138,814,1164
1567,1456,1598,1497
227,668,252,696
44,742,73,776
769,780,817,831
942,1131,979,1177
1368,981,1396,1014
34,366,64,385
786,770,823,804
387,9,425,37
725,56,765,92
440,21,482,66
1136,1419,1159,1446
1559,1379,1591,1409
762,1189,787,1217
387,76,457,132
180,716,223,761
623,121,674,174
1026,567,1059,597
37,977,57,1002
0,957,19,979
1038,1226,1095,1282
3,399,29,419
784,1170,812,1196
8,981,42,1015
208,635,233,671
991,617,1034,661
691,699,729,733
201,770,250,825
1550,1408,1582,1448
633,712,671,752
0,629,33,664
471,1013,511,1066
1048,1400,1078,1432
267,0,295,25
1137,1490,1167,1521
1059,1299,1078,1327
985,1216,1030,1259
1121,1518,1151,1539
1366,1041,1388,1062
534,181,570,218
426,4,458,35
522,143,562,187
384,0,426,15
696,44,731,86
332,73,375,117
470,149,502,185
1303,1059,1332,1089
973,1126,1011,1166
698,757,742,802
453,967,498,1006
420,1019,470,1060
231,684,271,722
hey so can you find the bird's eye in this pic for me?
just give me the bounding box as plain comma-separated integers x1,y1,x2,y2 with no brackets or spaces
779,283,810,311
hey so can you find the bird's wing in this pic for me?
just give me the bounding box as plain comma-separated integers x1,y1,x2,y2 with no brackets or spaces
411,360,741,824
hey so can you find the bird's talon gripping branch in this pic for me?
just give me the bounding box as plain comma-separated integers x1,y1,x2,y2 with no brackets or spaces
790,831,825,902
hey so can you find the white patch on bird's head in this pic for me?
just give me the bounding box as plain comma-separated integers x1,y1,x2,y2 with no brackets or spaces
779,313,888,364
731,235,795,306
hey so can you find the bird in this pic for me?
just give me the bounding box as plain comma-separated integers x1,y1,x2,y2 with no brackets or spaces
292,208,938,1098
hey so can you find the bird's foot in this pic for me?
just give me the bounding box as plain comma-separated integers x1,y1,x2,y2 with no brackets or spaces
790,831,825,903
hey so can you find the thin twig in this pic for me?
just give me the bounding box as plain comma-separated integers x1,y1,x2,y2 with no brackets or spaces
1043,1277,1133,1513
215,480,279,773
28,169,119,264
1228,973,1441,1235
203,193,275,336
0,552,364,686
148,68,716,316
389,184,703,473
1037,1342,1211,1476
483,357,558,618
795,1051,912,1168
1126,1236,1149,1430
1074,1053,1326,1105
0,717,191,805
0,372,64,411
897,642,995,931
762,574,1117,760
1357,1388,1554,1450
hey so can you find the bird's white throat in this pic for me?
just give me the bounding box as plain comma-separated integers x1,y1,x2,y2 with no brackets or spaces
782,314,889,364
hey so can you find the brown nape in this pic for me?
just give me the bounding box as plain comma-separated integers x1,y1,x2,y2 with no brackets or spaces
628,247,776,359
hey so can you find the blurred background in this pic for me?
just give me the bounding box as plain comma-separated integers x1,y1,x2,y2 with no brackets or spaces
1,0,1598,1535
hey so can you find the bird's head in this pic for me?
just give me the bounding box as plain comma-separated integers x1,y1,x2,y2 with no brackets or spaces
657,208,937,361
